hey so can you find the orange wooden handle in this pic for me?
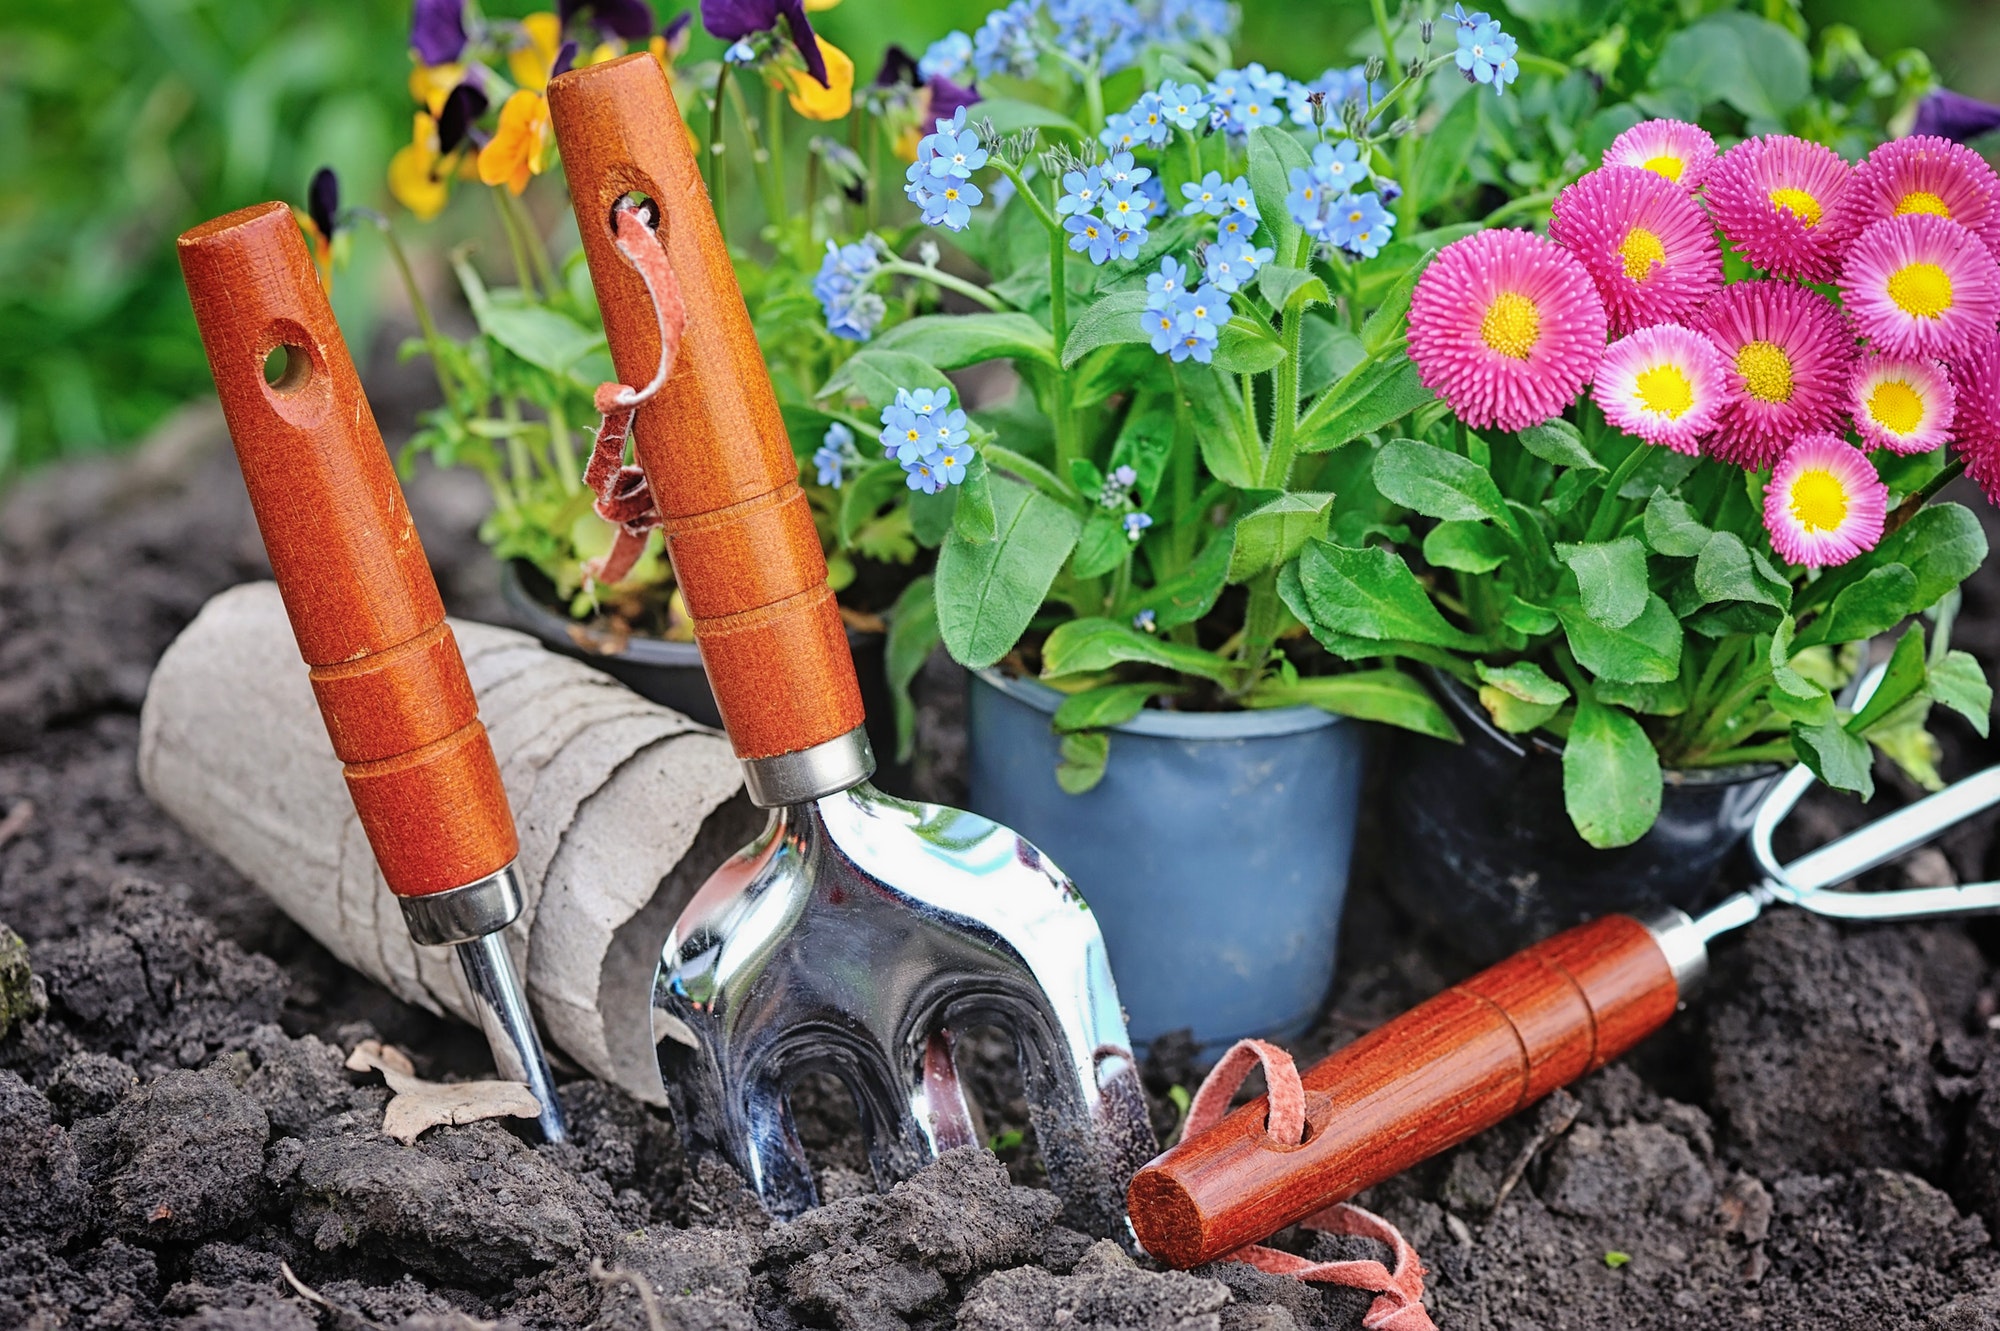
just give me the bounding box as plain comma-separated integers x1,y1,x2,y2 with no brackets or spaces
547,54,864,763
1128,914,1681,1267
177,202,517,899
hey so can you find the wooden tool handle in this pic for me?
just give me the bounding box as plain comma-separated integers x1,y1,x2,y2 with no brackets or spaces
547,54,864,763
177,202,517,899
1128,914,1681,1268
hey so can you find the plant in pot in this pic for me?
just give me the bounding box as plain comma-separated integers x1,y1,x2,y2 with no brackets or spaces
1274,11,1998,958
354,0,996,787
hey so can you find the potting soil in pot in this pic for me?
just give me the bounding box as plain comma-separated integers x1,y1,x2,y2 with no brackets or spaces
3,414,2000,1329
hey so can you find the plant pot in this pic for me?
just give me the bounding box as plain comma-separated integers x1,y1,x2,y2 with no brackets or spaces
1384,669,1783,966
965,668,1367,1054
499,560,914,795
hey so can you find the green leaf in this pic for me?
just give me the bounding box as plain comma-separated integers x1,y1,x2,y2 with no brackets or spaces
1642,490,1711,557
453,257,605,374
935,475,1082,669
1258,265,1329,312
1212,320,1288,375
1563,698,1663,849
818,349,952,410
839,460,908,546
1052,682,1183,733
1247,124,1312,259
1476,660,1570,734
1556,536,1650,630
1559,596,1682,684
1056,731,1111,794
884,576,938,763
1502,596,1560,636
1374,437,1511,525
1850,625,1929,734
1360,253,1434,358
908,485,959,548
1296,539,1484,649
1927,650,1992,738
1070,510,1130,578
1517,418,1601,472
1250,669,1461,741
1794,720,1875,799
1866,697,1944,792
1061,289,1152,368
1227,491,1335,584
1109,402,1176,501
872,312,1056,369
1184,364,1261,486
1650,13,1810,125
1873,503,1987,612
1594,675,1692,718
1040,617,1235,684
1126,526,1234,629
1819,563,1918,644
1409,87,1482,215
954,463,998,544
1423,520,1510,574
1768,616,1833,724
1694,531,1786,609
1301,318,1367,399
1300,352,1436,453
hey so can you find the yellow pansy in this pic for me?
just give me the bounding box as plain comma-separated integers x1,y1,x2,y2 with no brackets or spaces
388,113,450,220
778,36,854,121
409,61,463,115
804,0,840,10
479,90,553,195
893,87,937,162
508,12,564,92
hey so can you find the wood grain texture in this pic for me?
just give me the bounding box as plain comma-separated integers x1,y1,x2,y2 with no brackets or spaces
1128,914,1680,1268
177,202,517,897
546,54,865,763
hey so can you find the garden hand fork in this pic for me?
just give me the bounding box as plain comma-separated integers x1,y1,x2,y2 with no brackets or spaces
1130,661,2000,1266
544,54,1156,1237
178,203,565,1142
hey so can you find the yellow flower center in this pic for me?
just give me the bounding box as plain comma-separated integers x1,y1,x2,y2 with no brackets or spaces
1619,227,1668,282
1789,468,1850,532
1634,363,1695,419
1895,190,1953,219
1641,154,1684,183
1736,340,1794,403
1479,291,1541,360
1867,378,1927,435
1767,187,1822,227
1887,261,1953,318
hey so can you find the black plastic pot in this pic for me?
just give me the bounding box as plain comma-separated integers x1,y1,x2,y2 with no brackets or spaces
1384,669,1782,965
499,561,913,795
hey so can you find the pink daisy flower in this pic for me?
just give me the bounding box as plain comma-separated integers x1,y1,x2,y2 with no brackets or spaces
1550,166,1724,337
1849,356,1956,456
1705,135,1853,282
1602,119,1718,193
1407,228,1608,433
1591,324,1731,455
1692,281,1854,469
1762,434,1888,568
1838,213,2000,361
1951,330,2000,506
1827,135,2000,262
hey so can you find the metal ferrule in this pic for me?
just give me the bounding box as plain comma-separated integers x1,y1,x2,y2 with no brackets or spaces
739,725,875,808
1636,905,1709,1000
397,862,526,946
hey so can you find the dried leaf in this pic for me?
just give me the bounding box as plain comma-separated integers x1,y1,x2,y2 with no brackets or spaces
345,1039,542,1145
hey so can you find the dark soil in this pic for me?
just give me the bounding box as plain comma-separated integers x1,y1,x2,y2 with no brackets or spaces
4,407,2000,1329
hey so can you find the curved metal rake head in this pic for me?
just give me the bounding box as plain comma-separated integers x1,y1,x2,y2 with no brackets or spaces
652,782,1159,1239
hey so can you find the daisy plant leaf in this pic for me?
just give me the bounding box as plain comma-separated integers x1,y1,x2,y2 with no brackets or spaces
1298,351,1437,454
1424,520,1511,574
1556,536,1650,630
1476,660,1570,734
1812,562,1918,648
1926,651,1993,738
1563,697,1663,849
1557,595,1682,684
1052,682,1188,733
1642,490,1712,557
1517,418,1602,473
1693,531,1788,610
1793,720,1875,800
1296,538,1486,651
1227,492,1336,585
1849,626,1930,735
1374,437,1513,528
1872,503,1987,614
1250,669,1461,741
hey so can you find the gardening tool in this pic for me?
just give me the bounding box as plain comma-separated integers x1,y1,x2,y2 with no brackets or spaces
177,203,566,1143
1130,673,2000,1266
543,53,1157,1238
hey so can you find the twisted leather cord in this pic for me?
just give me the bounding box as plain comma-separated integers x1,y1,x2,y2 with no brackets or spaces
581,202,687,588
1184,1039,1436,1331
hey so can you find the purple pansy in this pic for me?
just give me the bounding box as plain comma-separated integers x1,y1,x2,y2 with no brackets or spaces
560,0,658,38
1911,89,2000,144
307,167,339,240
701,0,828,86
410,0,467,64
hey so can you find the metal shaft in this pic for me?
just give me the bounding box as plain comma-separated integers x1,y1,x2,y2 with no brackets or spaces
455,931,568,1143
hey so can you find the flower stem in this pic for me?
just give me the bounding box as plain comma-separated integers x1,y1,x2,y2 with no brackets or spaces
504,187,560,303
1083,70,1106,137
879,259,1010,311
764,79,788,227
1235,568,1283,697
546,395,581,494
1260,233,1313,488
1884,457,1967,538
372,219,458,403
489,186,537,297
993,158,1080,477
1368,0,1398,69
707,61,731,236
1583,442,1653,543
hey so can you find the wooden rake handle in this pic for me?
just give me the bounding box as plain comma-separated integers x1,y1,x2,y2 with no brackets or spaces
177,202,516,898
547,54,864,764
1128,914,1682,1268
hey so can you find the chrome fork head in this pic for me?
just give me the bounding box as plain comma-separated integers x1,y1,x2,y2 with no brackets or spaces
651,781,1158,1238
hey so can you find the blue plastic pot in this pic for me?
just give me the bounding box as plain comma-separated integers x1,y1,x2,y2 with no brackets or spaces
965,668,1366,1053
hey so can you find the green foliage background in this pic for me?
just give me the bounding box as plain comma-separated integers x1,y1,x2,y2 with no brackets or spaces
0,0,1995,481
